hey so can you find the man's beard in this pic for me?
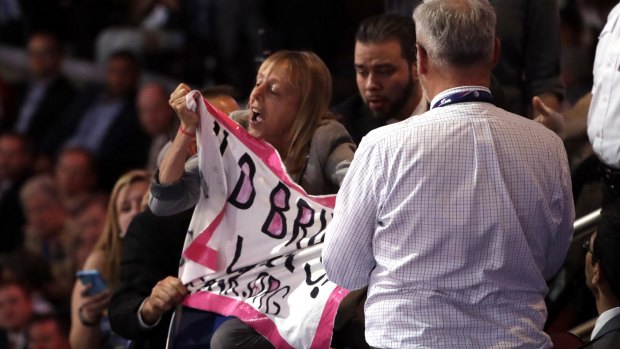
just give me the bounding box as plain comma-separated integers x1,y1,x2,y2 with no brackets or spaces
370,75,416,121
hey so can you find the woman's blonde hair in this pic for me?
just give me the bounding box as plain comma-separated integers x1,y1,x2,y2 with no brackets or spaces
260,51,333,174
94,169,149,290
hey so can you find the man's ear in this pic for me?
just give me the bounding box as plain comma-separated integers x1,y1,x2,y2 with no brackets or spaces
411,61,419,80
416,43,428,76
592,262,602,286
491,37,501,67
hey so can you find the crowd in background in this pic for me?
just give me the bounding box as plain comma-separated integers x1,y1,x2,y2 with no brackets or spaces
0,0,619,348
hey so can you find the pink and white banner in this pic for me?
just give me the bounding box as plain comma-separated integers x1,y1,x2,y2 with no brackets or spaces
178,91,348,349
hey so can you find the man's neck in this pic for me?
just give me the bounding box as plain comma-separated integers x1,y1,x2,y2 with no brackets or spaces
596,292,620,315
423,65,491,102
394,89,423,121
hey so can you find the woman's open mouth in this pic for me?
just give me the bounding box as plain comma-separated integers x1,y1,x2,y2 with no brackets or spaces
251,107,264,124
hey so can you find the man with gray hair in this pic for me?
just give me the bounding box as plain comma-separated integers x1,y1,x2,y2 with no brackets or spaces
323,0,574,348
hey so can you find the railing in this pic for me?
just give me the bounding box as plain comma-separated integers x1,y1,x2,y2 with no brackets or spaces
572,208,602,243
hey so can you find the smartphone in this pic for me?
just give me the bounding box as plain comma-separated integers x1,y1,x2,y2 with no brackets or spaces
76,270,108,296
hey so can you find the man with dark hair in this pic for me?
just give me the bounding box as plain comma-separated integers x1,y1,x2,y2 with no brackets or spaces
27,314,71,349
323,0,574,347
54,147,98,213
4,32,75,148
0,132,34,252
42,50,149,190
581,210,620,348
332,14,426,144
0,280,33,349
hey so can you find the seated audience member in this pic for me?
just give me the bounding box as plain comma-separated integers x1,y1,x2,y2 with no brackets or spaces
0,280,34,349
137,83,174,172
109,207,195,349
0,132,34,252
19,175,74,302
4,32,75,147
27,314,71,349
580,210,620,348
323,1,574,348
71,196,108,270
332,14,426,144
70,170,149,349
54,147,99,214
41,50,150,190
0,251,54,314
152,51,362,348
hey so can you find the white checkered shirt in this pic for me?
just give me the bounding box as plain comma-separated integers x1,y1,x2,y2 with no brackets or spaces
323,86,575,349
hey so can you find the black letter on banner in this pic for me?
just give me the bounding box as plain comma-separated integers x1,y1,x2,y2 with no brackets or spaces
306,209,328,246
228,153,256,209
286,198,314,247
304,263,328,298
261,182,290,239
219,130,229,155
213,121,221,135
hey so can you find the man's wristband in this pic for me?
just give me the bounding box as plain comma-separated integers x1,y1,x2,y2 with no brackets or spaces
78,306,100,327
179,126,196,138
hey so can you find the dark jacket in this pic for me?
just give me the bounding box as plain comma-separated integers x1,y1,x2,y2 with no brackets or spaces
109,208,193,349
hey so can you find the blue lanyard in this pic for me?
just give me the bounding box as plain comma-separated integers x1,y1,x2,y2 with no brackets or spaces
431,89,494,109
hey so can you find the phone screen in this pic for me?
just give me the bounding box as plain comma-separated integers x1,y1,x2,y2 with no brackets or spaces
76,270,108,296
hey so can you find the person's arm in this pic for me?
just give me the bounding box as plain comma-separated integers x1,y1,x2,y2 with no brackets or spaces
149,83,202,216
323,138,380,290
533,92,591,141
109,209,191,341
315,119,356,188
70,251,111,349
543,138,575,280
159,83,199,184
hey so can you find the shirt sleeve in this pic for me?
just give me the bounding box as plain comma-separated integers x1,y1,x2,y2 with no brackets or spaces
543,138,575,280
323,137,380,290
312,119,356,188
149,155,201,216
136,298,162,329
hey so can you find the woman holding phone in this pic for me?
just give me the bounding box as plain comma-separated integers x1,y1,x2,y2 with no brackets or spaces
70,170,149,349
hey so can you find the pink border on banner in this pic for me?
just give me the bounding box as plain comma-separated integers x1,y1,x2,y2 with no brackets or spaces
201,98,336,208
183,286,349,349
182,207,226,270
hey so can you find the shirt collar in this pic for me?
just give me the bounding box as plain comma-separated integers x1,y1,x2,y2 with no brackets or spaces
591,306,620,340
429,86,491,110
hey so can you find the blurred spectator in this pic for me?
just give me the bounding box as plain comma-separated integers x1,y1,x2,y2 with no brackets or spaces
54,147,98,214
201,85,240,116
71,197,108,270
0,251,54,314
19,175,74,302
41,50,149,190
136,83,174,172
0,75,14,126
3,32,75,151
27,314,71,349
0,132,34,252
560,5,594,105
70,170,149,349
0,280,33,349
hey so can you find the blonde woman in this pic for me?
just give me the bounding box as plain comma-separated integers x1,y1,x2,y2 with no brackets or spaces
148,51,362,348
70,170,149,349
